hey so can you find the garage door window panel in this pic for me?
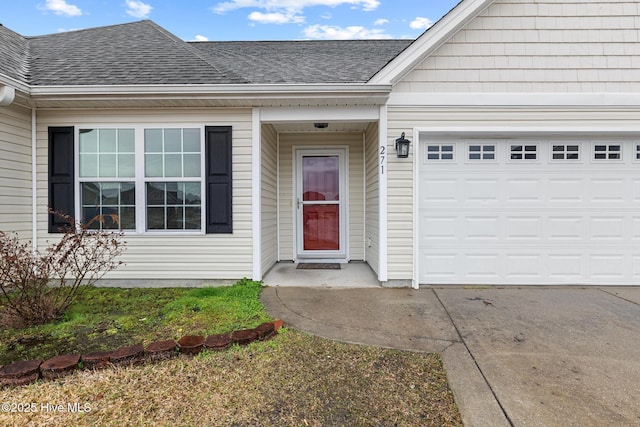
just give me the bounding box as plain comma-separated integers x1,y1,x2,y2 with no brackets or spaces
510,144,538,161
426,144,455,161
593,144,622,160
551,144,580,161
468,144,496,161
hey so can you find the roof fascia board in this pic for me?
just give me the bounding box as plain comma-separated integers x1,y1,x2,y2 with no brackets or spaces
369,0,495,85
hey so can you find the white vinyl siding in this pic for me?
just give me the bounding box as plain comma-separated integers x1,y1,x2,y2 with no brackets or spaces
36,108,254,281
261,123,278,274
0,103,32,240
278,132,365,261
364,121,379,275
395,0,640,93
386,110,415,281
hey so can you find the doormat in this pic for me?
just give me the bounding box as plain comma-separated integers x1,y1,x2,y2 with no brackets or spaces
296,263,341,270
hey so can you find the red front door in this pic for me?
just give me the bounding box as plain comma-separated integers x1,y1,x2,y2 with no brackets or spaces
300,154,341,252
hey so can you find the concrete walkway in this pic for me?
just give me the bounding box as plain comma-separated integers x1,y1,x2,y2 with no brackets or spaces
260,286,640,427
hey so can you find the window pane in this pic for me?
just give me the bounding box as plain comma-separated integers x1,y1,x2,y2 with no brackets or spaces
120,207,136,230
511,145,523,152
442,145,453,152
146,182,166,205
553,153,564,160
145,154,163,177
484,145,495,152
594,145,606,152
442,153,453,160
469,153,481,160
166,206,184,229
183,129,200,152
427,153,439,160
609,152,621,160
511,153,523,160
525,145,536,152
147,207,165,230
553,145,564,152
469,145,481,152
121,182,136,205
183,183,201,205
525,153,536,160
427,146,439,152
99,154,117,177
567,145,579,152
79,129,98,153
81,182,100,206
165,154,183,177
101,183,120,205
118,129,135,152
118,153,135,178
164,129,182,152
183,154,201,177
99,129,117,153
145,129,163,152
484,153,495,160
184,207,201,229
595,153,606,159
79,154,98,178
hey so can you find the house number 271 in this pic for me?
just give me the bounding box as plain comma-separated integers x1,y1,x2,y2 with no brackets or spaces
380,145,386,175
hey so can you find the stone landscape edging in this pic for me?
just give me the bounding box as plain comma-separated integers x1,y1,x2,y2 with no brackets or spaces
0,320,283,387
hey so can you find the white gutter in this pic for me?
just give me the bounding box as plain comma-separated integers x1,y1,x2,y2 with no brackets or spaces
29,83,392,97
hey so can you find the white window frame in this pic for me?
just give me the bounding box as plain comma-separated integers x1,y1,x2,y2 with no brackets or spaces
75,125,206,235
634,143,640,162
549,142,581,162
592,142,623,162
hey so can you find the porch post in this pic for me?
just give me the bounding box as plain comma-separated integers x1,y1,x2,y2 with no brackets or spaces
378,105,388,282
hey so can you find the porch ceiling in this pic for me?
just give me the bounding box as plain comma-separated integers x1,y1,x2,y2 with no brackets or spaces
271,121,371,133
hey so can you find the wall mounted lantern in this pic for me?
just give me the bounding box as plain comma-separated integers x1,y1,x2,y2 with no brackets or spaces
395,132,411,158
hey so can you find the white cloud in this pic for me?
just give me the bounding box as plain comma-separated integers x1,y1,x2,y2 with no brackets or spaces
213,0,380,14
40,0,82,17
126,0,152,19
373,18,388,26
248,11,305,24
193,35,209,41
409,16,433,30
303,24,391,40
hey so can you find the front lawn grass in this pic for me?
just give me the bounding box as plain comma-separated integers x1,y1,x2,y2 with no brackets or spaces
0,279,462,426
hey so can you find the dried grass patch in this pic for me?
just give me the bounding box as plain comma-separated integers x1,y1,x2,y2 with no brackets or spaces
0,330,462,426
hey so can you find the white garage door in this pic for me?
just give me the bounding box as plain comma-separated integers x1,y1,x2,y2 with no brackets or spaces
418,138,640,285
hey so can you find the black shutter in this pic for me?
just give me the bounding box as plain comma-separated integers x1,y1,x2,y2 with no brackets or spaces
205,126,232,233
48,126,75,233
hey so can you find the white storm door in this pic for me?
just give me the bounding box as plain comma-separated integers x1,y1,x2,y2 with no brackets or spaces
295,149,346,259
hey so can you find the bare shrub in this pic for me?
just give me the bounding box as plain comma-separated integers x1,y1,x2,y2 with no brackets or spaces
0,211,125,326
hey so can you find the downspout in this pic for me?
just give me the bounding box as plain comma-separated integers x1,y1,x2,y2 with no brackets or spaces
0,85,16,106
252,108,262,281
31,108,37,252
362,131,366,262
412,127,419,289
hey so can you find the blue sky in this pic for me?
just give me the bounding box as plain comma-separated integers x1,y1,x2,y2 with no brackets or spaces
1,0,460,41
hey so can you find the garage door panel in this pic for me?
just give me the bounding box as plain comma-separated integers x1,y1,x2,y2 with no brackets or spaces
590,217,625,241
465,178,500,202
589,178,626,202
548,216,584,240
419,138,639,285
505,178,540,202
506,216,541,240
548,178,583,202
589,255,626,280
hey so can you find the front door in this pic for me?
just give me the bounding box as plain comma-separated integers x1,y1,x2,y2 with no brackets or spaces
296,149,346,260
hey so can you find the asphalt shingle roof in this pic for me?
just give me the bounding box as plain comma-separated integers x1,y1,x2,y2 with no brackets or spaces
27,21,247,86
189,39,414,84
0,20,413,87
0,24,30,85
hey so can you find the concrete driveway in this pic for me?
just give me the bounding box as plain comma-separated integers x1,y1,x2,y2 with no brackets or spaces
260,286,640,426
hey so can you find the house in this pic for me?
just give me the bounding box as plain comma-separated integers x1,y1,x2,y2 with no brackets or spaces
1,0,639,287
